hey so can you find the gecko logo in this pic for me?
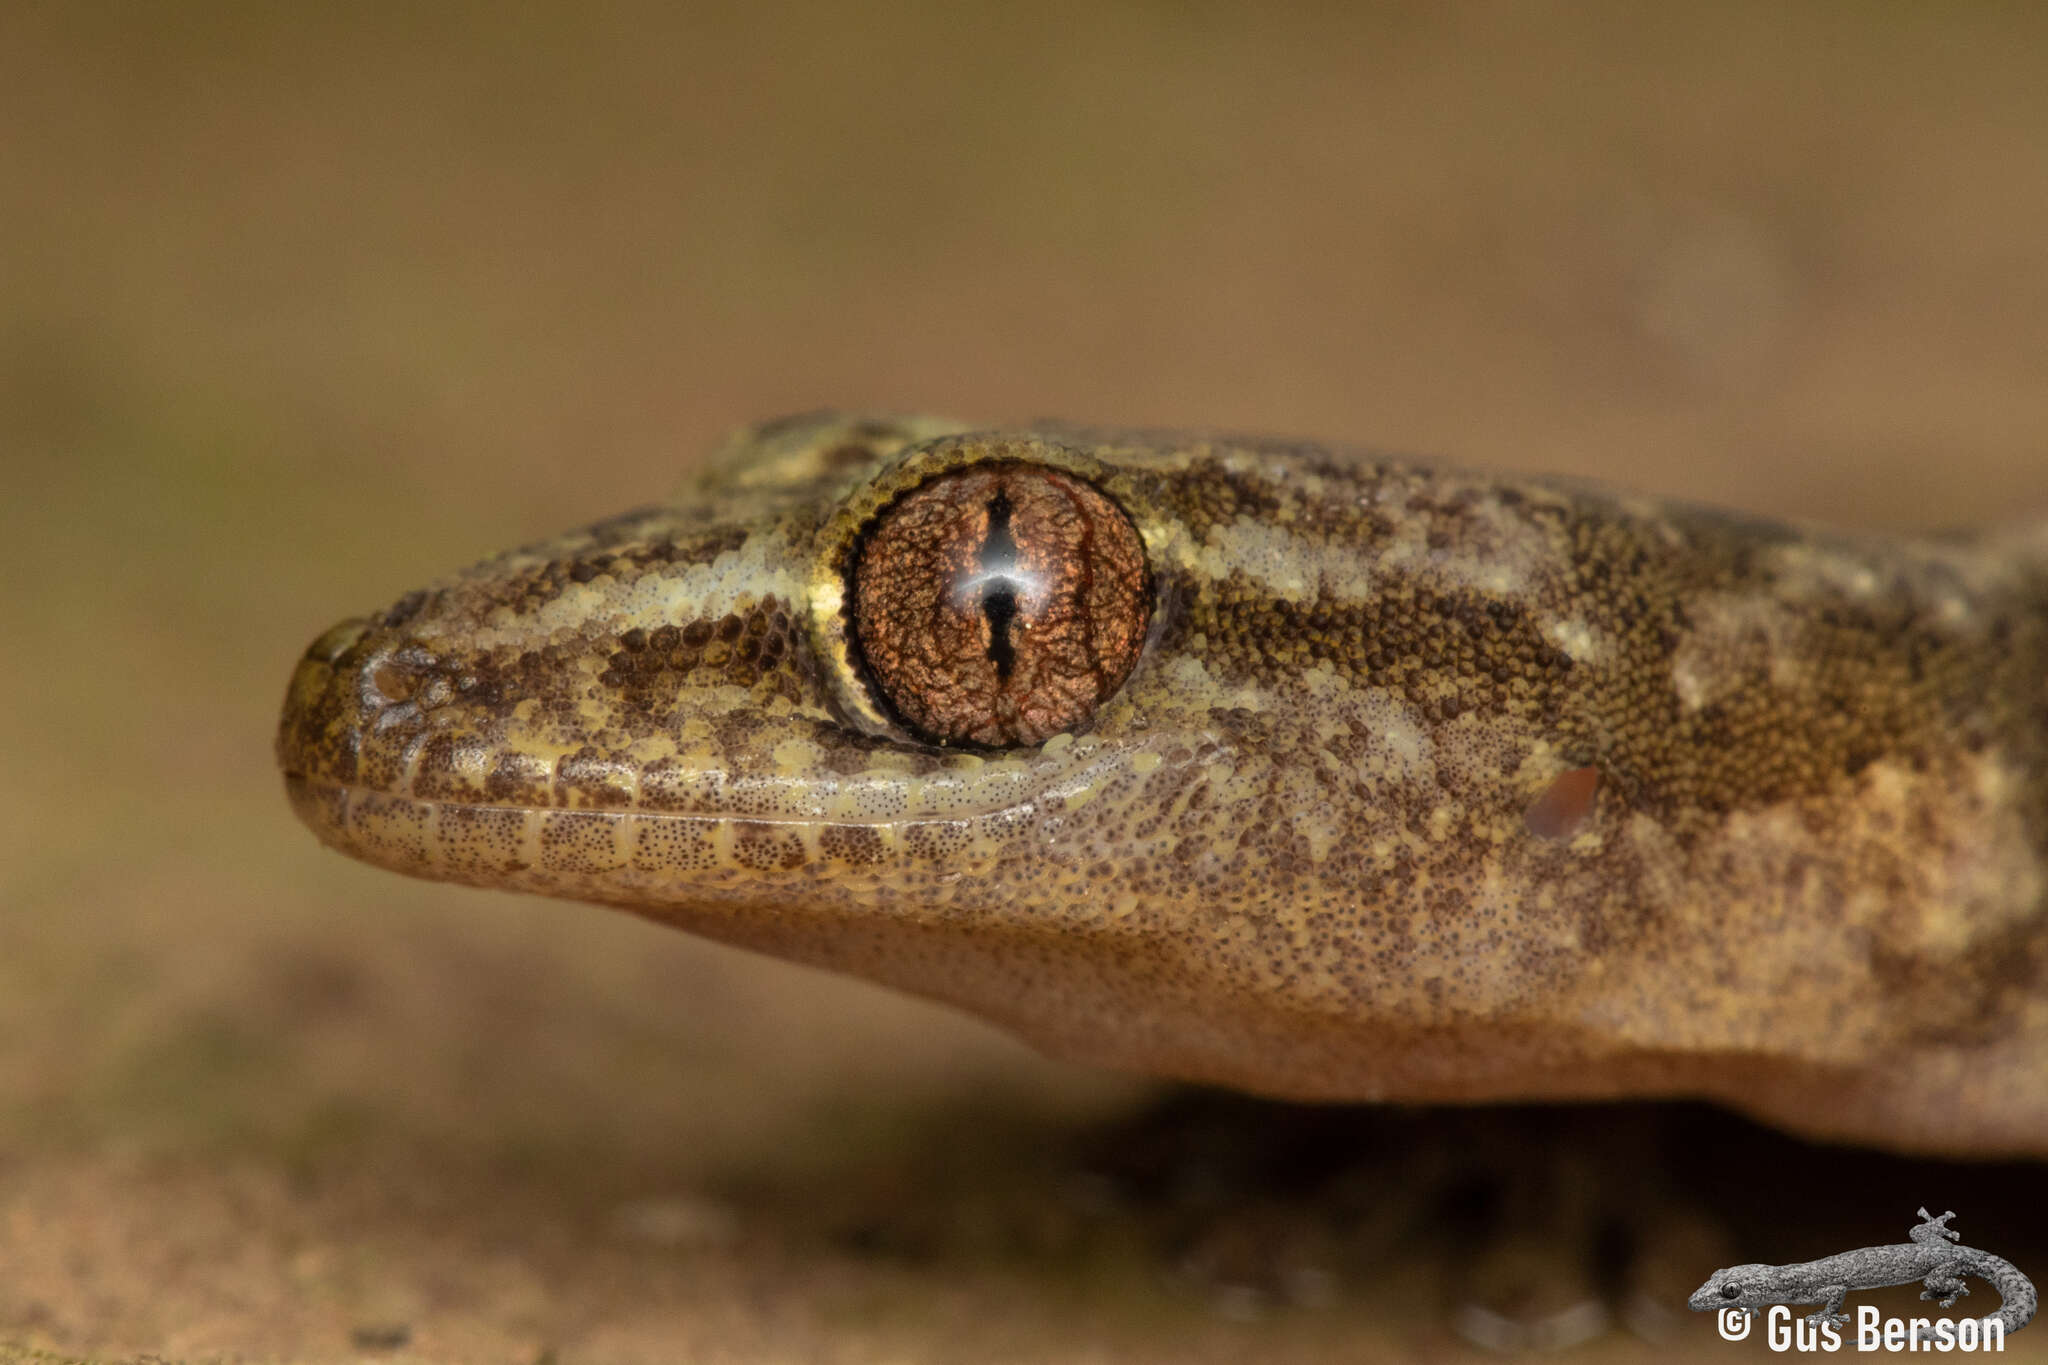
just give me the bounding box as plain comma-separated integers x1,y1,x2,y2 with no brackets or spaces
1690,1209,2035,1353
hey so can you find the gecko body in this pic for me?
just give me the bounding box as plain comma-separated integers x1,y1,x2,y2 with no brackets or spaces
276,414,2048,1155
1690,1209,2036,1343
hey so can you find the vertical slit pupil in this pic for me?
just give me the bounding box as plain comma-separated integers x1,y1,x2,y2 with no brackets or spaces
980,492,1019,679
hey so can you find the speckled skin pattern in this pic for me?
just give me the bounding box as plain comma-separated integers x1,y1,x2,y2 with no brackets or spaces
277,414,2048,1156
1690,1209,2035,1342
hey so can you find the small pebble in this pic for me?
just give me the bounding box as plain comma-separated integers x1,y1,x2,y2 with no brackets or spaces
1211,1283,1268,1323
350,1322,412,1351
1280,1264,1339,1309
608,1193,741,1249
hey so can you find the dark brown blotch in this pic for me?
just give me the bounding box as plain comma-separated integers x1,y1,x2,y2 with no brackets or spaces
1525,765,1603,840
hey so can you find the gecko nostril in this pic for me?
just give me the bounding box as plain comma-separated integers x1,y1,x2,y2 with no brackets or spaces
364,644,448,707
369,662,416,703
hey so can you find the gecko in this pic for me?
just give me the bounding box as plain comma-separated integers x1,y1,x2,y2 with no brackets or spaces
275,413,2048,1157
1690,1208,2036,1343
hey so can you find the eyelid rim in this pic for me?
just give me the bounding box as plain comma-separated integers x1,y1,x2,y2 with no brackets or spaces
803,433,1165,747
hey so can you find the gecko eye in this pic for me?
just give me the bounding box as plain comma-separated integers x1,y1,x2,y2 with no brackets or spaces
1720,1285,1742,1299
847,462,1150,748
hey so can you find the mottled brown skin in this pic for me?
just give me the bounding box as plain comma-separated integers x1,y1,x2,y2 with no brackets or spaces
277,413,2048,1156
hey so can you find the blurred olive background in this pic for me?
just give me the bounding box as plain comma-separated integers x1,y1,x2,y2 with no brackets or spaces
5,4,2048,1363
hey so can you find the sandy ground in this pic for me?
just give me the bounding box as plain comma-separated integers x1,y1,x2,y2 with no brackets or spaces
4,4,2048,1361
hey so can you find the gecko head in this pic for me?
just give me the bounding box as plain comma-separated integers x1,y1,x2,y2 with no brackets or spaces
278,410,1620,1095
1689,1265,1772,1313
277,411,1225,927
